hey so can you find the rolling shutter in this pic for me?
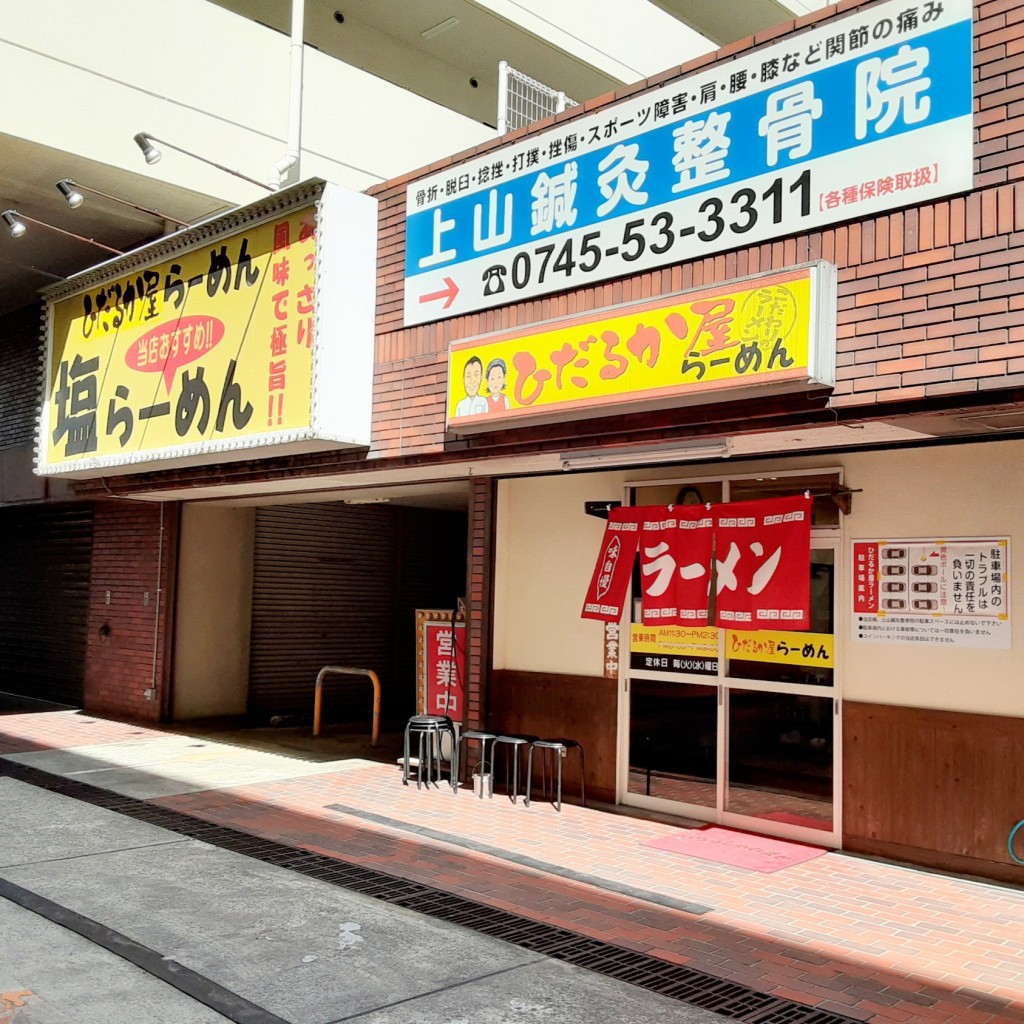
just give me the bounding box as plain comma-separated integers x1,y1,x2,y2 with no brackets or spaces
248,502,468,724
0,503,93,706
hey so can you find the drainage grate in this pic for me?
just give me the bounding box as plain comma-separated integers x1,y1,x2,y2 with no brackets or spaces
0,759,859,1024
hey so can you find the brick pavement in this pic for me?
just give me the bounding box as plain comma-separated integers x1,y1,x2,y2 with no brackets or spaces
2,710,1023,1024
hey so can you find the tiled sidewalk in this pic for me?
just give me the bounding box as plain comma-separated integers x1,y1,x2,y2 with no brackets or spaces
2,710,1023,1024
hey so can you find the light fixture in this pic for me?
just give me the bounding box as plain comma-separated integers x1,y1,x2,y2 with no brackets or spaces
133,132,273,191
56,178,190,228
560,438,731,472
421,16,459,39
1,209,123,254
55,180,84,208
2,210,26,238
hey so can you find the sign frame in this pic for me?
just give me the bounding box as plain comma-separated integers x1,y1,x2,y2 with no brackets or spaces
404,0,972,326
36,179,378,478
446,261,836,433
851,537,1011,649
415,608,467,721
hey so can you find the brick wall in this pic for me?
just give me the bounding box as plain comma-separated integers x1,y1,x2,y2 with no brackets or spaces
367,0,1024,459
84,500,178,722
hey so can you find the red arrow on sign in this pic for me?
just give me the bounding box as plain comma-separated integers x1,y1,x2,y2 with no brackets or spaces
419,277,459,308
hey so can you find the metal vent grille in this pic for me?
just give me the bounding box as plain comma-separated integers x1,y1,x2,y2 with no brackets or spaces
497,60,577,134
1,759,860,1024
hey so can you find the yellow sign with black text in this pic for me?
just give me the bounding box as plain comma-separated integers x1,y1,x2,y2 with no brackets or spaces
629,624,833,675
447,263,835,432
43,208,317,469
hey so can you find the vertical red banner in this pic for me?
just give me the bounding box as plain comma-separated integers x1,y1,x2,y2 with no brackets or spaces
581,507,646,622
714,496,812,630
852,541,879,613
639,507,715,625
424,621,466,720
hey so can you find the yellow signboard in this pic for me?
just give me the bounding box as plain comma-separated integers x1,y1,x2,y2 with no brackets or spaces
630,624,719,676
446,263,835,431
726,629,834,669
629,624,833,674
42,208,318,469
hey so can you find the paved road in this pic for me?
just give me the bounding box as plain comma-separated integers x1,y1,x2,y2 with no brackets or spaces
0,776,728,1024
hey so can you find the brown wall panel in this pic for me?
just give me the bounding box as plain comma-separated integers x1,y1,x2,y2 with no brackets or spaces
488,669,617,803
844,701,1024,883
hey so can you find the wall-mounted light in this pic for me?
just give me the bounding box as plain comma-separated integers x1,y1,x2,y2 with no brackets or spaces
133,132,273,191
55,180,84,208
2,210,26,238
56,178,190,228
1,209,124,255
560,438,731,472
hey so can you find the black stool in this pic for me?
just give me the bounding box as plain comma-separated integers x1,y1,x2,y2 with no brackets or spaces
492,734,536,803
403,714,459,792
459,729,497,798
526,738,585,811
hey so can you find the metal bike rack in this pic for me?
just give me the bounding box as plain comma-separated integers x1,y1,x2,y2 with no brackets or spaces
312,666,381,746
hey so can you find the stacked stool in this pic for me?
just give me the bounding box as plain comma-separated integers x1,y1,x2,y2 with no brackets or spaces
403,714,459,792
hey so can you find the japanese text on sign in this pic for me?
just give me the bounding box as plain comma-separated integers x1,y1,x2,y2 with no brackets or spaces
447,264,834,431
584,495,812,632
416,609,466,720
41,208,318,472
852,538,1010,650
405,0,971,324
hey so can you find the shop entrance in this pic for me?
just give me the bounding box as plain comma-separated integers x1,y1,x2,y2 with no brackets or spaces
620,473,841,847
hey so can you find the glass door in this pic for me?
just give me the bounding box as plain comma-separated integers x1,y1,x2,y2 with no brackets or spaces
620,474,841,847
722,545,837,836
627,678,719,809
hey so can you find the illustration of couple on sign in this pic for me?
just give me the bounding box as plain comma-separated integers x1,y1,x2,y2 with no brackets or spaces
455,355,510,416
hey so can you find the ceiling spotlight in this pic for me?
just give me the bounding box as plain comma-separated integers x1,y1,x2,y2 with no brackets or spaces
55,179,85,209
2,210,27,238
134,132,162,164
0,209,122,254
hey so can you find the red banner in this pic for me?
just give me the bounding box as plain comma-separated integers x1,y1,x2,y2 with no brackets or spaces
424,621,465,719
581,507,645,622
713,496,812,630
639,507,715,625
852,541,879,613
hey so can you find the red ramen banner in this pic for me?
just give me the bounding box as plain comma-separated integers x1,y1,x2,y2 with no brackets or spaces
581,507,646,622
639,508,715,625
713,496,812,629
582,496,812,631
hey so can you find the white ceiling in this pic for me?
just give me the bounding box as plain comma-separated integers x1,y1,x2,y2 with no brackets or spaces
0,0,824,318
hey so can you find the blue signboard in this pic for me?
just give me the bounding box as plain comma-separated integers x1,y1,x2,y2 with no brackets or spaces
404,0,972,326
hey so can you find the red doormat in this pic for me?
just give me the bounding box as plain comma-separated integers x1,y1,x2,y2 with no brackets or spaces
643,826,828,872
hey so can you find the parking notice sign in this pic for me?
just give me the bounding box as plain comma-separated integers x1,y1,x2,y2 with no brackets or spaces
852,539,1010,649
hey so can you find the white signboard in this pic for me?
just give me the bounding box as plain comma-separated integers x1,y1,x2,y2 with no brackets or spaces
404,0,972,325
851,538,1010,649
